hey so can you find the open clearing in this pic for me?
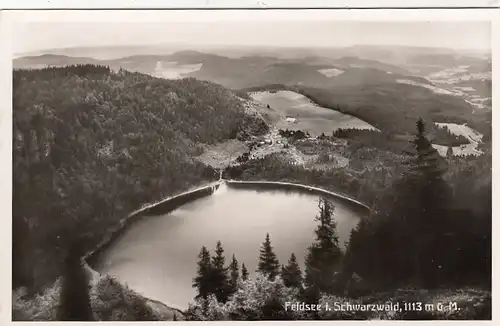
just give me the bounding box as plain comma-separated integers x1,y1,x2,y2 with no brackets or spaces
153,61,202,79
317,68,345,77
250,90,377,137
432,122,484,156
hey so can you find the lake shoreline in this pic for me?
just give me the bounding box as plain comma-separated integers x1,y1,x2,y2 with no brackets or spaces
87,178,369,309
227,180,371,215
83,178,371,311
84,180,224,266
85,179,370,267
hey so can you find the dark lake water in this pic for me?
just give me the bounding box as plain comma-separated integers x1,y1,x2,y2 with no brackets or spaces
95,183,364,309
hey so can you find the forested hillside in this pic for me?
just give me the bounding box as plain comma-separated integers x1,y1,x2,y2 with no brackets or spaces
245,84,491,137
13,65,261,294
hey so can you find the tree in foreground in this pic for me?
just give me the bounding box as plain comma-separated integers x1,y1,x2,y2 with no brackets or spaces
187,273,300,321
241,263,249,281
257,233,280,280
281,253,303,290
404,118,452,286
345,118,456,288
57,240,94,321
228,254,240,295
446,145,454,159
211,241,230,303
193,246,213,300
304,198,342,303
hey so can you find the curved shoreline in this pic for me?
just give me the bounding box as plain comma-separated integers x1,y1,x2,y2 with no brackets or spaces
226,180,371,214
83,179,370,311
86,179,369,264
84,180,224,266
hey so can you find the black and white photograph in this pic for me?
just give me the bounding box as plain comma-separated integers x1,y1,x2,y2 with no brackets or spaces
8,8,493,321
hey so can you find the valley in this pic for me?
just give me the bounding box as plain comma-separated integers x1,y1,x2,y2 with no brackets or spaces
12,43,492,322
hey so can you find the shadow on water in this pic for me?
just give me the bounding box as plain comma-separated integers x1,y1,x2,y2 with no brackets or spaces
87,179,370,266
85,182,222,266
225,180,371,217
85,179,370,308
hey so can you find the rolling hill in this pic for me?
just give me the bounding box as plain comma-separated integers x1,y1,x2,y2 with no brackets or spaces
13,47,491,136
11,50,435,88
13,54,100,69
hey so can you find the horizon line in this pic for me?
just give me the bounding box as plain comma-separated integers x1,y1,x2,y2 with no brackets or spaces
14,42,491,57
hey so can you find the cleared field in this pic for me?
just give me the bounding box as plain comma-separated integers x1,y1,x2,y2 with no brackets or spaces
317,68,345,77
435,122,483,143
432,122,484,156
153,61,203,79
250,90,378,137
196,140,248,169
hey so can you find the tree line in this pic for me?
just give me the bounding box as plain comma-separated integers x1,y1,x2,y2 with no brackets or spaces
188,197,343,320
225,118,491,290
192,119,491,320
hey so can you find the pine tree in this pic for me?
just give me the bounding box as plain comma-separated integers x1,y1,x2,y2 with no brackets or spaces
304,198,342,303
193,246,213,300
411,118,447,182
211,241,230,302
241,263,249,281
281,253,303,289
257,233,280,280
229,254,239,294
410,118,452,287
57,240,93,321
446,145,454,159
385,118,452,287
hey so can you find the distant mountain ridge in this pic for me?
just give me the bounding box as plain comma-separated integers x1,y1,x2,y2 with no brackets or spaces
12,51,441,89
14,54,100,67
15,43,489,63
13,46,491,121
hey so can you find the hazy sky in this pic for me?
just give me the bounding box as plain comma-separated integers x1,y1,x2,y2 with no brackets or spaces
12,16,491,54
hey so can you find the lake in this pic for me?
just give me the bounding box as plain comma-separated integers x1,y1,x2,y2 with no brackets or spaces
94,183,365,309
250,90,378,137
